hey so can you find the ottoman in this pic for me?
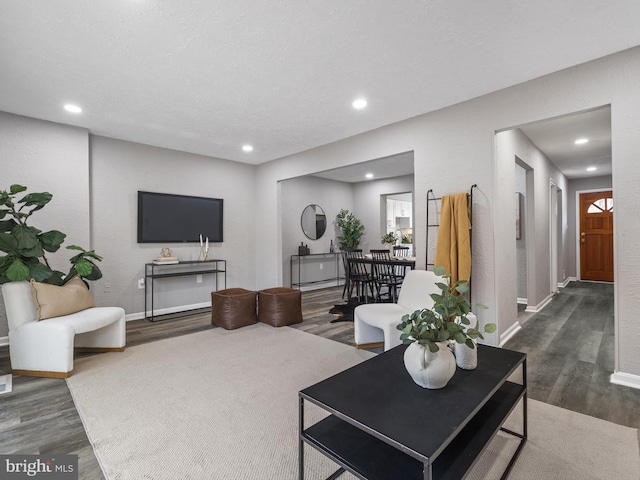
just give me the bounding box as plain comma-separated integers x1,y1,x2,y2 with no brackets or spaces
258,287,303,327
211,288,257,330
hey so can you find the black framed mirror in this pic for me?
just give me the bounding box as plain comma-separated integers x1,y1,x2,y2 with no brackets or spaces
301,204,327,240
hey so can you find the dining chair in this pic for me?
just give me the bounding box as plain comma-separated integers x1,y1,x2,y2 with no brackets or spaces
345,250,375,303
340,248,362,299
393,245,410,257
370,250,402,303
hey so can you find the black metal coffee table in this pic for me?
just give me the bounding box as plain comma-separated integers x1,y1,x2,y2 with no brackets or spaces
299,344,526,480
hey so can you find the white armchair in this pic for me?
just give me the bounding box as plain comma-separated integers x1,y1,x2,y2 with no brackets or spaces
354,270,443,351
2,281,126,378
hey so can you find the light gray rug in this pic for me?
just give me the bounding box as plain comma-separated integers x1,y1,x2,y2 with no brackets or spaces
67,324,640,480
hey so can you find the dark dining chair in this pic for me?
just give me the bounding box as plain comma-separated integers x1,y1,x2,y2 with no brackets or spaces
340,248,361,299
371,250,403,303
345,250,375,303
393,245,410,257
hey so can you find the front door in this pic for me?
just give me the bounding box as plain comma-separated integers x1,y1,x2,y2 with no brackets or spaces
579,191,614,282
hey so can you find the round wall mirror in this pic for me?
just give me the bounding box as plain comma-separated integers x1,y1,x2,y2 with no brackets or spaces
301,204,327,240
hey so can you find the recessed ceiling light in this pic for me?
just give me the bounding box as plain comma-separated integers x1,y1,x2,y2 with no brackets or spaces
587,166,597,172
352,98,367,110
242,145,253,152
64,104,82,113
574,138,589,145
365,173,374,179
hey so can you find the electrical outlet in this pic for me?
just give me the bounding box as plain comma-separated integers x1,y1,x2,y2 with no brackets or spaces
196,274,202,283
137,278,145,289
104,283,111,293
319,263,323,270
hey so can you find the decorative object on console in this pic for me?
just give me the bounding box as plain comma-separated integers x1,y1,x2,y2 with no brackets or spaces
198,234,210,261
396,266,495,388
0,184,103,287
154,248,178,265
403,340,456,389
454,338,478,370
298,242,310,255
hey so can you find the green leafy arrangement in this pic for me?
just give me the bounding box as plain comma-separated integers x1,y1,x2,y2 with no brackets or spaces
0,184,103,285
396,266,496,352
381,232,397,245
335,209,365,249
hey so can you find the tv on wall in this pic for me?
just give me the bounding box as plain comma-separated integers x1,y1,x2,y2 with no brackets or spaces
137,191,223,243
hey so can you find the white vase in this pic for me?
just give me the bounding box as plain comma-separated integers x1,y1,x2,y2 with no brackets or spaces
453,340,478,370
403,341,456,389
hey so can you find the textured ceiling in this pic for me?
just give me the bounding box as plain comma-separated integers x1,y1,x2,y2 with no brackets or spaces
1,1,639,165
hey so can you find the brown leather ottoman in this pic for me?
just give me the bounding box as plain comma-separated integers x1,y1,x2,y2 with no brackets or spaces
211,288,257,330
258,287,303,327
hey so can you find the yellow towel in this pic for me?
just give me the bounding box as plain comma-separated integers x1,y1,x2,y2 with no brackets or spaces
434,192,471,285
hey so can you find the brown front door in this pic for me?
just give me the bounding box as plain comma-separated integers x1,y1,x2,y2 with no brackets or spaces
579,191,614,282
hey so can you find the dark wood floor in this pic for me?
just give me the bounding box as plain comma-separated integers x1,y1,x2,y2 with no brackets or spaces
0,281,638,479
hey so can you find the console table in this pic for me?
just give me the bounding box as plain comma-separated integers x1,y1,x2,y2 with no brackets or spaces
290,253,342,289
144,259,226,322
299,344,527,480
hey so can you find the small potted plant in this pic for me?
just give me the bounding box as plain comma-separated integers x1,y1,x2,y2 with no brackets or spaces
381,232,397,253
396,266,496,388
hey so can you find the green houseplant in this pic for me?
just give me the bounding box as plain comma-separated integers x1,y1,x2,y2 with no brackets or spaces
381,232,397,246
396,266,496,353
335,209,365,249
0,184,103,286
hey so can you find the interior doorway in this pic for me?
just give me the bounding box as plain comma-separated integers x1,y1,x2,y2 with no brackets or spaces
579,190,614,282
384,192,413,256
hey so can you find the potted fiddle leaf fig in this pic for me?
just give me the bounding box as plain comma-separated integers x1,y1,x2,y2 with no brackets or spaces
0,184,103,286
335,209,365,249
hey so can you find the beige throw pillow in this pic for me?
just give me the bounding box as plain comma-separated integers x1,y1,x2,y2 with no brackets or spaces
31,276,95,321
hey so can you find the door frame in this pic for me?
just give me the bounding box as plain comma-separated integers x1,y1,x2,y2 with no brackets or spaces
575,188,613,281
549,179,559,295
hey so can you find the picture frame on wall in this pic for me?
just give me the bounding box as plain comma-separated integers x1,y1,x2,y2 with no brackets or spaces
515,192,523,239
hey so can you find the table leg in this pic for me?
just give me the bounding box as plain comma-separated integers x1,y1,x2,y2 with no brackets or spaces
299,396,304,480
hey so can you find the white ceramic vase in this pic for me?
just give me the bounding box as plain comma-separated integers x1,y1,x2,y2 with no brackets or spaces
453,340,478,370
403,341,456,389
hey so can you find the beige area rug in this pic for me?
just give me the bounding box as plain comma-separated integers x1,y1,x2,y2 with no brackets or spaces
67,324,640,480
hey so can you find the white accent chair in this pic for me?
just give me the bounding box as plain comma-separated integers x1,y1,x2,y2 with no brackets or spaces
354,270,443,351
2,281,126,378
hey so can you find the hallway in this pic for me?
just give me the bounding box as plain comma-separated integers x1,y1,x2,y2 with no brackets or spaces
505,281,640,427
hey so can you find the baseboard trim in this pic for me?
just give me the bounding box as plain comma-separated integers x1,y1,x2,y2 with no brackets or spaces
610,371,640,390
558,277,575,288
516,297,527,305
125,301,212,322
0,336,8,347
499,322,522,347
524,294,553,313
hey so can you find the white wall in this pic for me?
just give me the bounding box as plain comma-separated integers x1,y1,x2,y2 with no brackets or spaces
0,112,89,337
495,128,568,327
255,47,640,378
353,175,414,253
90,136,256,316
280,176,353,288
515,164,527,300
566,175,613,278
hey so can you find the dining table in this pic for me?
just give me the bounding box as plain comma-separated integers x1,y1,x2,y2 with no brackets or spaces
346,256,416,303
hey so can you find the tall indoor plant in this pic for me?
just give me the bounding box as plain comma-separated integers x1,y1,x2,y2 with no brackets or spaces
0,184,102,286
335,209,365,249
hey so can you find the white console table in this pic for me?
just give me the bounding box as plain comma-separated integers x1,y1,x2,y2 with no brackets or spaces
144,259,226,322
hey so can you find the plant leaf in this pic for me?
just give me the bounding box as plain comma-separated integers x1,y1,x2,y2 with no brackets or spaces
433,265,446,276
453,332,466,344
0,219,17,232
484,323,497,333
9,184,27,195
0,232,18,253
27,262,53,282
18,192,52,208
428,342,440,353
39,230,66,253
74,258,94,276
6,258,30,281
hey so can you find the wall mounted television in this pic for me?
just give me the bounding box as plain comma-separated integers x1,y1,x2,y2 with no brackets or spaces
137,191,223,243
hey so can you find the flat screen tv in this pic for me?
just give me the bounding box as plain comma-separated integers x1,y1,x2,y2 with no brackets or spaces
137,191,223,243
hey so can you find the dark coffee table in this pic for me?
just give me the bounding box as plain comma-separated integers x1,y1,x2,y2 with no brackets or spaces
299,344,526,480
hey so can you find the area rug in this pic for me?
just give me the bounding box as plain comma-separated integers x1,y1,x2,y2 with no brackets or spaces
67,325,640,480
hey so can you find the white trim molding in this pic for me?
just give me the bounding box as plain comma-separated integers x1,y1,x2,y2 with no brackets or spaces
524,294,553,313
610,371,640,390
0,336,8,347
499,322,522,347
558,277,575,288
516,297,528,305
125,301,211,322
